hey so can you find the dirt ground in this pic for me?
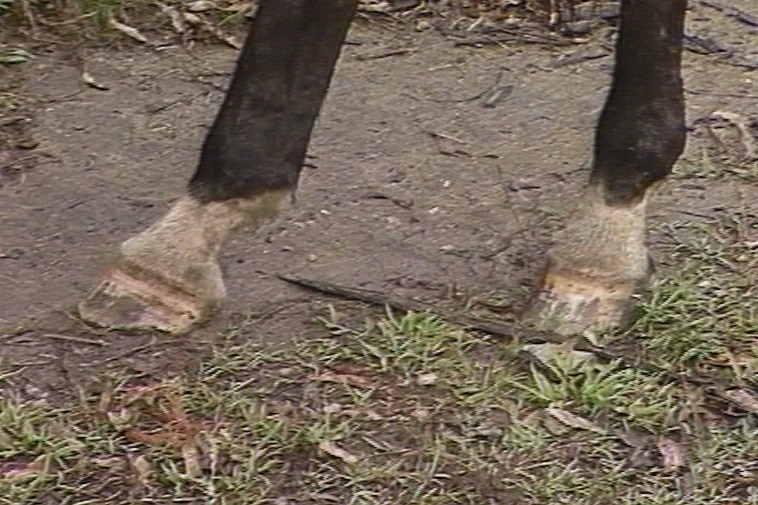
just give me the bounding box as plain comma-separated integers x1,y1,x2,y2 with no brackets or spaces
1,4,757,403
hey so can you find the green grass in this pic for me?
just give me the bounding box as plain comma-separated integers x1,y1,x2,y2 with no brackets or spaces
1,221,756,504
630,220,757,376
0,47,31,65
0,91,21,110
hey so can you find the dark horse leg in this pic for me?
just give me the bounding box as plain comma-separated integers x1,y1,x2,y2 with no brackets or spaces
79,0,687,336
79,0,360,333
523,0,687,334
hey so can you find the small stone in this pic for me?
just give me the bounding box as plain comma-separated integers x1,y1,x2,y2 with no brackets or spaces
16,137,39,150
323,403,342,414
415,20,432,31
0,247,25,259
417,372,438,386
411,408,429,420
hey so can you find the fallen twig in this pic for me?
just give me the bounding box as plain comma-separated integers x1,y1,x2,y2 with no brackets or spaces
360,191,414,209
355,47,416,61
103,336,176,363
43,333,107,346
686,88,758,100
482,84,513,108
683,34,758,70
0,155,39,172
684,34,731,55
452,32,579,47
698,0,758,30
552,48,610,68
276,273,758,416
277,273,605,352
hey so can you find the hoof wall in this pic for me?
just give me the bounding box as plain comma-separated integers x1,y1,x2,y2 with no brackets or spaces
522,266,644,336
78,267,213,335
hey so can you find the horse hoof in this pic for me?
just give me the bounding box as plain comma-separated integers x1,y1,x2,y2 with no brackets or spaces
522,258,647,336
78,265,216,334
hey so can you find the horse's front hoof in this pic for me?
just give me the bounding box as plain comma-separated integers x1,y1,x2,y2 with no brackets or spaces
78,264,217,334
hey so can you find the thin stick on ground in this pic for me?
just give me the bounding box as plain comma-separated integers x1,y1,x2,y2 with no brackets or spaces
277,273,604,352
277,273,757,415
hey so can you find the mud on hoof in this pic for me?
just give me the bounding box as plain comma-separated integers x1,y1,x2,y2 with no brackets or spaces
522,256,651,336
78,263,220,334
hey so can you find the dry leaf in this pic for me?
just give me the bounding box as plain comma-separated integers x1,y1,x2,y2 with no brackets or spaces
318,441,358,464
323,402,343,414
705,351,755,368
416,372,438,386
181,12,241,49
735,471,758,485
0,454,47,479
129,454,152,485
81,71,110,91
217,33,242,49
183,11,202,24
411,408,430,421
657,437,685,473
106,407,134,430
724,388,758,413
523,342,596,371
108,18,150,44
182,442,203,478
98,386,114,412
221,2,253,13
614,426,654,448
186,0,217,12
359,0,392,12
90,456,126,470
545,407,605,434
542,413,571,435
157,2,187,33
